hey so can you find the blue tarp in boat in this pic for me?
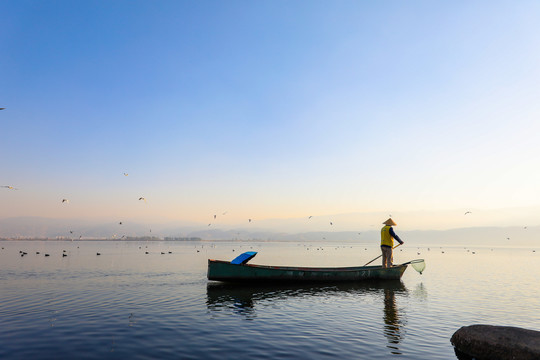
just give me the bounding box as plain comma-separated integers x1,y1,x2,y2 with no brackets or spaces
230,251,257,265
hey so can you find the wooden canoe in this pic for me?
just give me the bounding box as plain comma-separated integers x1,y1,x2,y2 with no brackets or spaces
207,259,409,283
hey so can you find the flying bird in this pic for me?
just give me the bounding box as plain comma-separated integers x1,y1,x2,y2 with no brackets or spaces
2,185,18,190
61,199,69,203
464,211,472,215
330,222,333,226
123,173,129,176
119,222,123,225
308,216,313,219
248,219,252,223
138,197,146,202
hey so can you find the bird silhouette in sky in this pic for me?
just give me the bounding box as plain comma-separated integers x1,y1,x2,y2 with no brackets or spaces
123,173,128,176
248,219,252,223
1,185,18,190
138,197,146,202
119,222,123,225
330,222,333,225
61,199,69,203
464,211,472,215
213,215,217,219
308,216,313,219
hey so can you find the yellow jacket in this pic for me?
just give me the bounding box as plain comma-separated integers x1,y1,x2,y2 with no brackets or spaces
381,225,403,247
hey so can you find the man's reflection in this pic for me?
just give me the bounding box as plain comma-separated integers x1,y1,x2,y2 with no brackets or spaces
383,286,404,354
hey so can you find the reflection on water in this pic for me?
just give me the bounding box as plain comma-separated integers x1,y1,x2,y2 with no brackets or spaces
412,282,428,300
207,280,414,354
383,286,405,354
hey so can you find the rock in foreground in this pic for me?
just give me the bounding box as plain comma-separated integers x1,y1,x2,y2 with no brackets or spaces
451,325,540,360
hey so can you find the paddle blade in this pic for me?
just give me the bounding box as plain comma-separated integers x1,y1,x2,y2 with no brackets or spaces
410,259,426,274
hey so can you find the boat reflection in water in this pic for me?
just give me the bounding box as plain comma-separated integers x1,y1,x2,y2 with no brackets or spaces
207,280,410,353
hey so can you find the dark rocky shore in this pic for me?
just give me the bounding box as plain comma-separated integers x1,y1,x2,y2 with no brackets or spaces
451,325,540,360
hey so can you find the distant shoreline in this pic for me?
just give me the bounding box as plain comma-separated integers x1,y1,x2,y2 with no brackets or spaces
0,237,202,242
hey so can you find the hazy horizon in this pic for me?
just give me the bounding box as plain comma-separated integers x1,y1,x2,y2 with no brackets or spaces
1,212,537,247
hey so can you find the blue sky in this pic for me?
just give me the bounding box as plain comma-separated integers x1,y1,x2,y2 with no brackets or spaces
1,1,540,230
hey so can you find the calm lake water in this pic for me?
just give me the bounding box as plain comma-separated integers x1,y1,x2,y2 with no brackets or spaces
0,240,538,359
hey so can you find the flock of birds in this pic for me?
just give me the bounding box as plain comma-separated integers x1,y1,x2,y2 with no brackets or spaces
5,239,536,261
0,185,531,243
3,172,264,239
0,127,530,243
8,243,181,258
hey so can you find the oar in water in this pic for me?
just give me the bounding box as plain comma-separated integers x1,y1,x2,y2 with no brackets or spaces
364,243,402,266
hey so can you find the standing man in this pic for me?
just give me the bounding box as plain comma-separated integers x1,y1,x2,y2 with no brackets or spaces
381,218,404,268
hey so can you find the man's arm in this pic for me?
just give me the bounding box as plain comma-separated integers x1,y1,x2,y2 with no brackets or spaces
389,227,404,244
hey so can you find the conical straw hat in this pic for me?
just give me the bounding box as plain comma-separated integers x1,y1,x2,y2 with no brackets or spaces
383,218,397,226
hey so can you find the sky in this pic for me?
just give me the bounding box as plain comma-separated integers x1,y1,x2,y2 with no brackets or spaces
1,1,540,232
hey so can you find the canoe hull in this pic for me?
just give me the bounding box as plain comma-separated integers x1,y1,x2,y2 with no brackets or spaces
207,260,408,283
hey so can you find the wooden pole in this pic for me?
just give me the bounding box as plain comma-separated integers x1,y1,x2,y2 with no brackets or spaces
363,243,402,266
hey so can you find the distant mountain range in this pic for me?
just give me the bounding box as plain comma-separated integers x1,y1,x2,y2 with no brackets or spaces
0,216,536,246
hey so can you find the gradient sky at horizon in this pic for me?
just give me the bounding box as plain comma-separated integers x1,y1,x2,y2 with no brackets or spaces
1,1,540,230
